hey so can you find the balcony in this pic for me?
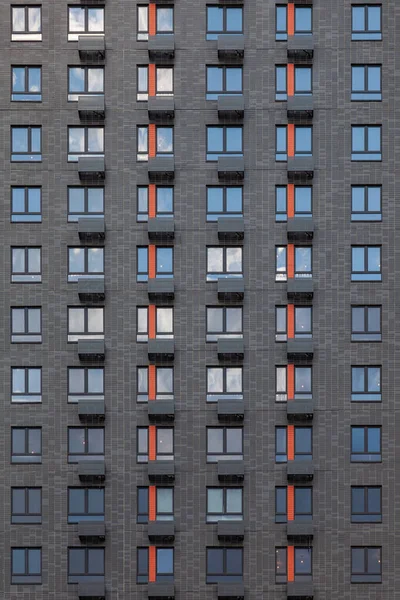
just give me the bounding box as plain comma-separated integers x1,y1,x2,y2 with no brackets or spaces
286,399,314,421
217,583,245,599
148,217,175,241
148,583,175,599
217,156,244,180
148,34,175,59
148,339,175,362
217,399,244,421
287,217,314,241
148,399,175,422
217,95,244,119
78,340,105,361
287,157,314,180
78,582,106,599
78,35,105,60
287,278,313,300
148,460,175,482
217,520,244,541
148,278,175,301
148,520,175,542
148,97,175,120
78,96,105,120
78,217,105,241
287,34,314,60
217,279,244,301
217,35,245,59
218,216,245,241
78,399,105,422
78,521,106,542
78,156,105,181
287,460,314,482
287,96,313,120
217,460,244,482
287,581,314,599
287,521,313,541
78,278,105,301
217,338,244,360
287,339,313,360
78,460,105,482
148,157,175,181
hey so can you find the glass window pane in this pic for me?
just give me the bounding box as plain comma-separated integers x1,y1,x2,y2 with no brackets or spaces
207,7,223,31
88,369,104,393
351,488,364,513
157,549,173,574
208,67,223,92
368,247,381,271
226,187,242,212
352,368,364,392
69,188,85,213
157,128,173,153
368,127,380,151
367,187,381,212
69,548,85,574
226,308,242,332
13,429,26,453
138,488,148,515
157,188,173,212
368,368,380,392
295,187,312,213
226,429,242,453
368,488,381,513
157,7,173,32
367,428,380,452
88,128,104,152
138,6,148,32
352,67,365,91
226,127,242,151
207,429,223,453
226,68,242,92
88,308,104,332
226,248,242,273
368,307,380,331
69,429,85,453
295,368,311,393
29,489,41,513
28,429,41,454
276,428,286,454
137,66,148,93
207,128,224,152
295,428,311,453
69,369,85,394
88,428,104,453
28,369,41,393
156,248,173,273
12,128,28,152
69,7,85,31
69,488,85,514
28,309,41,333
157,429,173,453
69,68,85,92
13,7,26,32
226,8,242,32
157,488,173,513
12,549,26,574
367,548,381,573
157,368,173,393
352,548,364,573
208,368,223,393
88,69,104,92
138,247,148,273
227,368,242,393
138,428,148,453
12,489,26,513
352,127,365,151
295,7,312,32
69,128,85,153
295,548,311,573
138,127,148,152
208,488,224,513
351,428,364,452
88,248,104,272
226,488,242,513
352,187,365,212
12,369,25,393
138,368,148,394
28,549,41,574
207,248,223,273
295,488,311,513
276,67,287,93
157,308,173,333
88,549,104,574
226,548,242,574
88,8,104,32
88,489,104,514
207,308,223,332
352,7,364,31
12,68,25,92
207,188,223,212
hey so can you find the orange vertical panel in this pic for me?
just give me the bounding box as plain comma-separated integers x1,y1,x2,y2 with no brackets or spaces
149,425,156,461
149,184,156,218
287,3,294,36
287,364,295,401
287,486,295,521
287,425,294,461
149,305,156,339
149,64,156,97
287,304,295,339
287,546,295,581
148,245,156,279
149,4,156,36
149,123,156,158
287,184,295,218
149,486,156,521
149,365,156,401
288,124,295,157
287,64,294,97
287,244,294,279
149,546,156,582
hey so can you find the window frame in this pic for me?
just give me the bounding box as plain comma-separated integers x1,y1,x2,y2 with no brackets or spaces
67,246,105,281
67,426,105,463
351,245,382,281
351,547,382,583
351,125,382,161
351,185,381,221
67,487,105,523
136,306,174,342
67,366,105,403
206,65,243,99
351,486,382,523
206,426,243,462
351,64,382,101
206,125,243,161
137,426,174,462
351,305,381,342
206,246,243,281
67,306,105,342
136,365,174,402
206,547,244,583
11,487,42,524
206,306,243,341
351,5,382,41
11,125,42,162
11,427,42,463
11,186,42,223
11,246,41,283
11,306,42,343
206,366,243,402
68,186,104,222
206,5,243,40
67,5,105,41
11,5,42,41
351,366,381,402
206,487,243,522
136,186,174,222
68,547,105,582
351,426,382,462
68,126,105,162
11,367,42,403
11,65,42,101
136,547,174,583
68,65,105,101
206,186,243,221
11,547,42,584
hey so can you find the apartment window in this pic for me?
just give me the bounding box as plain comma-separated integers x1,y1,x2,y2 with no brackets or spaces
68,427,104,462
206,247,243,281
352,5,382,41
137,427,174,462
137,366,173,402
351,366,381,401
351,126,381,161
275,547,287,582
12,427,41,463
68,547,104,583
275,246,312,281
68,367,104,403
11,307,41,343
276,5,312,41
137,5,174,40
137,6,148,40
276,66,287,100
11,186,41,222
206,6,243,40
276,246,287,280
351,547,382,583
68,247,104,281
68,187,104,222
67,306,104,342
206,366,243,402
11,367,41,403
276,126,312,161
207,187,243,221
206,548,243,583
11,548,41,584
275,186,312,221
137,125,174,161
137,66,173,101
206,126,243,161
11,6,41,41
275,427,312,462
12,488,41,524
275,66,312,101
68,126,104,162
137,186,174,221
12,66,41,101
351,185,381,221
276,367,287,402
68,6,104,41
137,246,174,282
276,548,313,582
206,66,242,100
351,306,381,341
137,487,173,523
275,306,312,341
206,427,243,462
137,547,174,583
351,246,381,281
68,488,105,523
206,306,243,341
275,487,312,523
68,66,104,101
11,247,41,283
136,306,174,342
11,126,41,162
295,367,312,398
351,65,381,101
275,488,287,522
137,487,149,522
275,307,287,341
351,487,381,523
351,426,381,462
207,488,243,522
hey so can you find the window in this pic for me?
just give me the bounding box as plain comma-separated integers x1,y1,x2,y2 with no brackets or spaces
68,367,104,402
207,488,243,522
137,547,174,583
137,487,149,523
137,126,174,161
351,65,381,101
11,126,41,162
137,186,174,221
12,488,41,524
276,66,287,101
11,5,41,41
11,186,41,223
206,306,243,341
275,547,287,582
275,427,312,462
12,66,41,101
207,366,243,402
206,547,243,583
11,307,41,343
68,187,104,222
275,66,312,101
137,427,174,462
275,246,312,281
275,487,312,523
11,548,41,584
68,247,104,281
351,126,381,161
68,6,104,41
67,306,104,341
206,427,243,462
11,247,41,282
137,246,174,282
206,66,242,100
351,426,381,462
207,187,243,221
136,306,174,342
137,5,174,40
11,367,41,403
275,306,312,341
352,5,381,41
276,246,287,280
68,126,104,162
68,66,104,101
276,548,312,582
206,126,243,161
351,185,381,221
68,547,104,582
137,487,174,523
351,487,381,523
275,488,287,523
351,366,381,401
206,247,243,280
137,366,174,402
12,427,41,463
68,427,104,462
68,488,105,523
351,547,382,583
206,6,243,40
351,306,381,341
276,125,312,161
275,5,312,41
351,246,381,281
275,186,312,221
137,66,174,101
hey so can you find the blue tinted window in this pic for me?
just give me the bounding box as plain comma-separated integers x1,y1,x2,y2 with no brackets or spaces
206,6,242,39
351,186,381,221
351,126,381,160
207,187,243,221
275,5,287,40
206,126,243,160
352,6,382,41
351,65,381,100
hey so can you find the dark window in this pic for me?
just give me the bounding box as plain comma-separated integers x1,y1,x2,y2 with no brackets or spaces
351,547,382,583
206,547,243,583
68,6,104,40
351,487,381,523
275,5,312,41
275,547,287,582
12,488,42,524
11,186,41,223
351,246,381,281
207,488,243,522
136,306,174,342
351,366,381,401
67,306,104,341
68,427,105,462
295,427,312,460
206,306,243,341
136,366,174,402
137,547,149,582
351,126,381,161
11,247,41,283
137,246,174,282
275,488,287,523
68,187,104,222
275,306,287,341
68,66,104,101
11,126,41,162
206,5,243,40
351,306,381,341
11,66,41,101
276,427,287,462
206,366,243,402
137,487,149,523
352,5,382,41
137,186,174,221
295,547,312,580
11,367,41,403
351,185,381,221
137,547,174,583
11,547,41,584
11,307,41,343
207,427,243,462
68,488,105,523
137,486,173,523
295,488,313,521
68,126,104,162
351,65,381,101
206,247,243,280
207,186,243,221
68,247,104,281
12,427,42,463
11,5,42,40
137,427,174,462
295,367,312,398
206,126,243,161
206,66,243,99
68,367,104,402
68,547,105,583
351,426,381,462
